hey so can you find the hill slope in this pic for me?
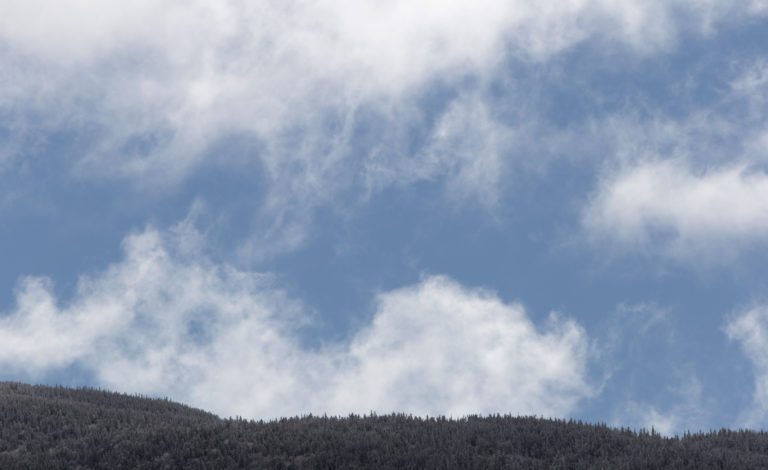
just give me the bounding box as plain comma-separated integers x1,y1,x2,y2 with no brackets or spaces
0,382,767,469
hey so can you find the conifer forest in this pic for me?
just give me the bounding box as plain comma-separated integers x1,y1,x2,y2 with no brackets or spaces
1,382,768,468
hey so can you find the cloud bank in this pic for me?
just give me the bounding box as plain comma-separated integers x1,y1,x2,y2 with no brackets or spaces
0,224,592,419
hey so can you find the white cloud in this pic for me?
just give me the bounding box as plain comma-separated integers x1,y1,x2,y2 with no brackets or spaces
0,1,731,74
725,307,768,428
583,159,768,260
0,1,761,199
326,277,592,417
0,224,593,419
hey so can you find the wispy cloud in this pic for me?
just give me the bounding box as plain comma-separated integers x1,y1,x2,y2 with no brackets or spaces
2,0,764,253
621,378,707,436
589,302,713,435
725,306,768,428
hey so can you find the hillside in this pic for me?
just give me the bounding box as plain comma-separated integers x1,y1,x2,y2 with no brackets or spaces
0,382,767,469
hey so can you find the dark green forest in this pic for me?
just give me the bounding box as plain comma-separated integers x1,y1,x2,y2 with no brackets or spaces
1,381,767,469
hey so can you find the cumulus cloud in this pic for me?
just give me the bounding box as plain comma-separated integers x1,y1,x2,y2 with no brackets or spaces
583,159,768,260
725,307,768,428
327,277,592,416
0,224,593,419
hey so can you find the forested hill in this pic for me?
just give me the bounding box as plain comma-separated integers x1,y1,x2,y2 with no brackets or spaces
1,382,768,469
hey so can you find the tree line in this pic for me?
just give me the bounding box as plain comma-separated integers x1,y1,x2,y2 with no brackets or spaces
0,381,765,469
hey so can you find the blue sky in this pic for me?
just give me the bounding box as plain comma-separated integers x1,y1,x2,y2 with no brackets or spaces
3,1,768,434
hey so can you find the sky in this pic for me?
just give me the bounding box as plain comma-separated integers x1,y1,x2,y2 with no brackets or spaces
2,0,768,435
